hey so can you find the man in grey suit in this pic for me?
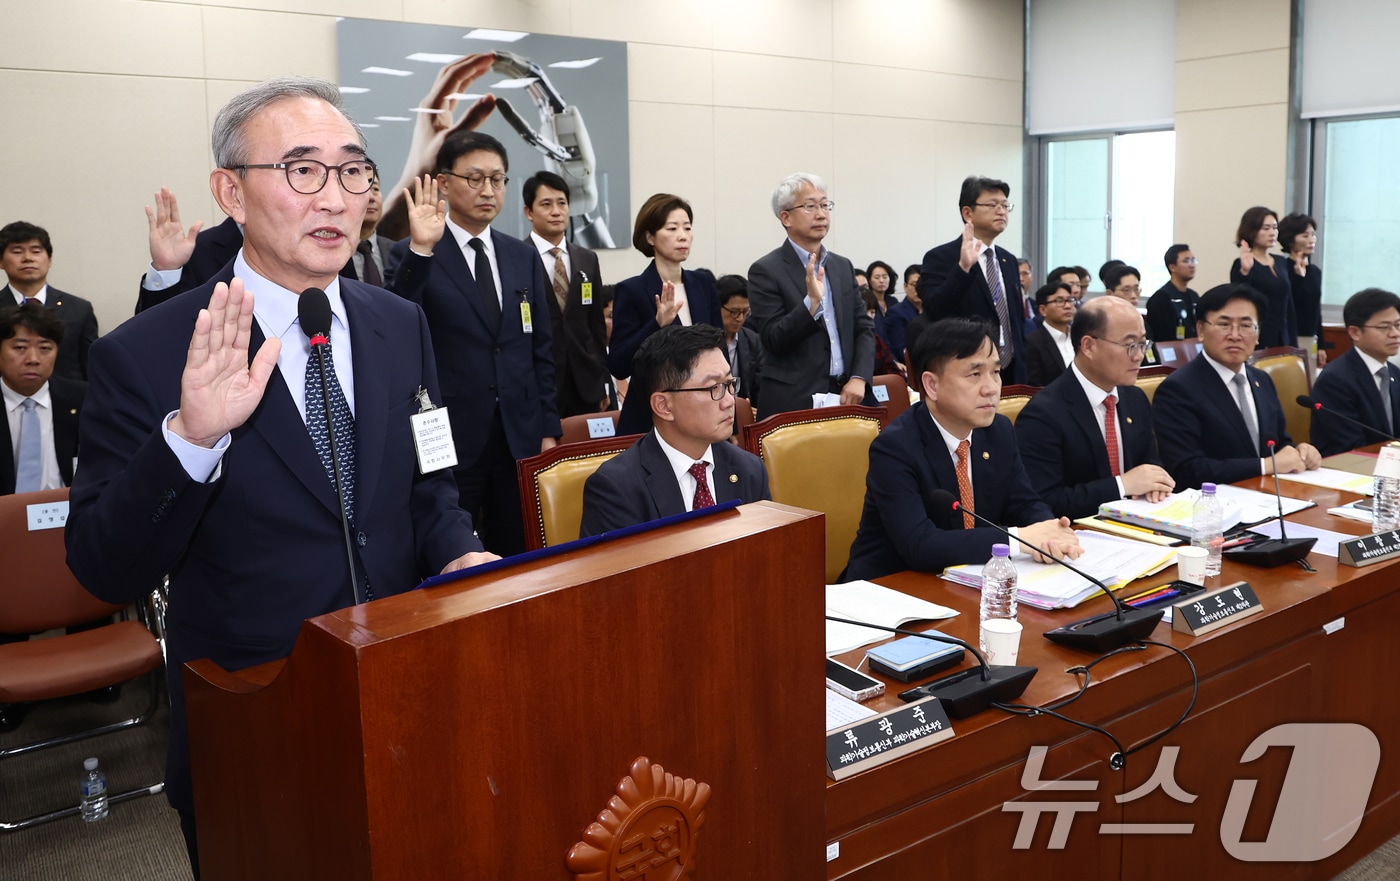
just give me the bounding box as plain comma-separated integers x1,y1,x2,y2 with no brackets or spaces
747,173,875,416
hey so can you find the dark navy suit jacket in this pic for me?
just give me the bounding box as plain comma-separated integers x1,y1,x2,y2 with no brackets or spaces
578,430,770,537
1152,354,1292,488
1023,325,1069,388
917,236,1027,384
608,261,722,435
1310,348,1400,456
389,229,561,463
0,376,84,494
5,285,98,382
845,406,1052,581
1014,368,1161,519
65,268,479,814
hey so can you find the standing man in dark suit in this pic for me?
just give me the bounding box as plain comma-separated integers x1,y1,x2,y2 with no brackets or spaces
1145,244,1200,342
1310,288,1400,456
748,172,875,416
917,175,1028,384
521,170,609,418
349,178,393,287
389,130,561,557
1015,297,1173,520
0,222,98,382
580,325,769,537
0,302,83,495
845,317,1081,582
1023,281,1077,387
64,77,494,878
1154,284,1322,488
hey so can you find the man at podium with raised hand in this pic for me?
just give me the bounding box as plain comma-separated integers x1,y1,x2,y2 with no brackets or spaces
579,324,769,537
64,77,495,879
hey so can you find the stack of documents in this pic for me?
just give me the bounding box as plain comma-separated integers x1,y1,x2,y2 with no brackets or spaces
941,531,1178,610
825,581,958,655
1098,486,1314,536
1278,467,1374,496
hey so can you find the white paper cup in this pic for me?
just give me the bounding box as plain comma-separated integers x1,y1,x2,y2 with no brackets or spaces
1177,545,1209,586
980,618,1023,666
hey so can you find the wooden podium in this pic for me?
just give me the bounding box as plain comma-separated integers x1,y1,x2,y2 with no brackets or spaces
183,502,826,880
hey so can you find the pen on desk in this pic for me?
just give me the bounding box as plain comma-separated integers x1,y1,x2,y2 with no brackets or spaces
1221,537,1256,549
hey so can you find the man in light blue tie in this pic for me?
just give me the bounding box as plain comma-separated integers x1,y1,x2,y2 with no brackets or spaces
0,301,84,496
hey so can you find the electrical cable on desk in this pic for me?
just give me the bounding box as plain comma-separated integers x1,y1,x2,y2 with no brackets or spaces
990,638,1199,771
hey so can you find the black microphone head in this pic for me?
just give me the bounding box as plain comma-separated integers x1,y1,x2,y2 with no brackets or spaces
930,488,958,512
297,288,332,339
1297,394,1318,410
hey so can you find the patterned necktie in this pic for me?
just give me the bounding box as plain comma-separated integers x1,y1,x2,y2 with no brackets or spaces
548,247,569,311
1103,394,1121,477
1231,373,1261,453
955,440,975,529
1379,366,1394,434
469,238,501,331
15,398,42,493
305,341,356,527
688,461,714,510
356,239,382,288
983,248,1014,368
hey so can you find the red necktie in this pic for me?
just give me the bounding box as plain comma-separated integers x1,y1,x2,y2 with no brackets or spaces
1104,394,1121,477
688,461,714,509
955,440,975,529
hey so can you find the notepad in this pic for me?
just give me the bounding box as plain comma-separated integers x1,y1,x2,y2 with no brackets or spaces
825,582,959,655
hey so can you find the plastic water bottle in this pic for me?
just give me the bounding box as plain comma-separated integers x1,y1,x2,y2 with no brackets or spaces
979,543,1018,655
80,757,108,822
1372,443,1400,533
1192,483,1223,578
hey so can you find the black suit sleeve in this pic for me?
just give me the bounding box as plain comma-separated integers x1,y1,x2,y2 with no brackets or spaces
748,256,823,357
579,460,647,538
917,243,978,322
1014,396,1121,520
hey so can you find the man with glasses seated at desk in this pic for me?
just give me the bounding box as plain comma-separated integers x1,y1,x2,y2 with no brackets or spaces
1153,284,1321,489
1309,288,1400,456
579,325,769,538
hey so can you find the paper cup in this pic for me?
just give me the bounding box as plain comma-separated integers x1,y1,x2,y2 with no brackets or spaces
1177,546,1209,586
980,618,1023,666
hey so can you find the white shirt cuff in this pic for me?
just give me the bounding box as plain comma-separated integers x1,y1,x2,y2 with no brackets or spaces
1006,526,1032,560
143,265,184,292
162,411,230,483
1115,476,1126,497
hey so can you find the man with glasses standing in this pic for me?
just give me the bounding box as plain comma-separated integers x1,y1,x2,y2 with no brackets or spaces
748,172,875,416
579,325,768,537
389,130,561,557
1153,284,1321,488
1016,297,1173,520
65,77,494,877
918,175,1029,384
1309,289,1400,456
1146,244,1201,342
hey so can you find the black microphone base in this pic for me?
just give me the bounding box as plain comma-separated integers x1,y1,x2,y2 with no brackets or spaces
1224,537,1317,568
1043,607,1165,652
898,665,1037,718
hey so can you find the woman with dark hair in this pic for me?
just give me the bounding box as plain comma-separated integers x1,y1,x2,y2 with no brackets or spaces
1277,212,1324,363
609,193,722,434
865,260,897,348
1230,206,1296,348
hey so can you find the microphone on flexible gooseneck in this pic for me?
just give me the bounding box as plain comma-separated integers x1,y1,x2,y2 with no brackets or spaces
928,489,1164,652
1297,395,1400,443
298,287,363,607
1222,440,1316,568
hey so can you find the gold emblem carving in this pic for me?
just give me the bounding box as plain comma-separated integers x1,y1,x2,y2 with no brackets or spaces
566,756,711,880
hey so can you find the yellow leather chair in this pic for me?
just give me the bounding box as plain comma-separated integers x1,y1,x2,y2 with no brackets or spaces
741,405,884,582
1250,348,1312,445
997,384,1039,424
1135,365,1173,403
517,435,642,550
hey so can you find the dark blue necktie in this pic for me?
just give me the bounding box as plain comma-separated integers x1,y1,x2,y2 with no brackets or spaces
305,339,372,600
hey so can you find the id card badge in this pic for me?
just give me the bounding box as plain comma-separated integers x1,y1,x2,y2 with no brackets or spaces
582,281,593,305
520,298,534,334
410,387,458,473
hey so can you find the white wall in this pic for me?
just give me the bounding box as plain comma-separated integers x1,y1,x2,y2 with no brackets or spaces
0,0,1024,335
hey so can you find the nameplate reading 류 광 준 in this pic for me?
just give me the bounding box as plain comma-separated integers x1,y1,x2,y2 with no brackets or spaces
825,695,953,780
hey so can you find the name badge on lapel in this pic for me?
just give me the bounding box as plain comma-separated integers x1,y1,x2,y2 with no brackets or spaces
410,387,458,473
581,271,593,305
519,290,533,334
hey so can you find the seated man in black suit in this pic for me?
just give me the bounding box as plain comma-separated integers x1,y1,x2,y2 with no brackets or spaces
716,274,763,405
1015,297,1173,520
1310,288,1400,456
0,222,98,382
844,317,1081,582
1023,281,1076,387
580,324,770,537
1154,284,1322,488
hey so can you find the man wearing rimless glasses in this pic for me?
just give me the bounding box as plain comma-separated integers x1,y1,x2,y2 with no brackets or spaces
579,325,769,537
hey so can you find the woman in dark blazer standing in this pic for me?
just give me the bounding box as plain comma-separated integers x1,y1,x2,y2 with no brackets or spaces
1230,206,1296,348
1277,212,1324,361
609,193,723,435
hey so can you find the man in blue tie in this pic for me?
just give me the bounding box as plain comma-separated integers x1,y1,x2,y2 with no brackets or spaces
0,301,83,496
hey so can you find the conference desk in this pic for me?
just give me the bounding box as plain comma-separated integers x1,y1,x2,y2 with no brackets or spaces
826,461,1398,880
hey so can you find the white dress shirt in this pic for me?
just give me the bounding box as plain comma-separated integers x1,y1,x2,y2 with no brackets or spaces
1201,352,1267,475
530,231,570,284
654,430,715,512
927,408,1028,558
9,285,47,305
446,217,502,307
1069,364,1126,496
3,379,63,490
1047,323,1075,367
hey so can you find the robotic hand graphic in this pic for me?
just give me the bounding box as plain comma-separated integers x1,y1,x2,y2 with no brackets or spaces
491,51,615,248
